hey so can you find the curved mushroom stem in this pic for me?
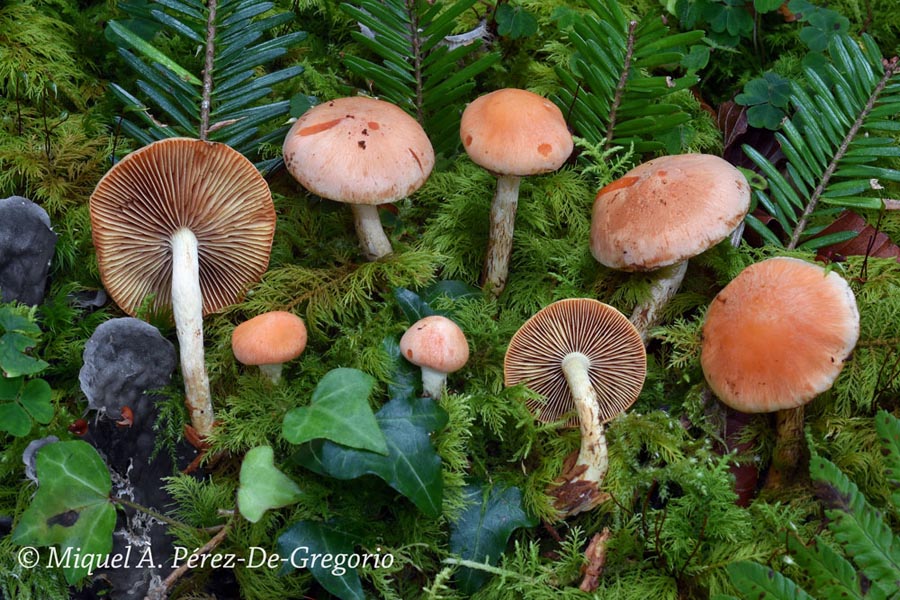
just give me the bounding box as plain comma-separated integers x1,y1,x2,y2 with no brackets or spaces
258,363,284,385
630,261,688,344
561,352,608,484
420,366,448,400
171,228,215,438
481,174,521,298
765,406,808,489
351,204,393,261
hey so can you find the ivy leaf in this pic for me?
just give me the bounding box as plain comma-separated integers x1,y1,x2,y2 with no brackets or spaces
419,280,481,305
277,520,364,600
450,483,537,594
294,396,448,517
0,377,53,436
735,72,791,130
495,4,538,39
0,308,48,378
237,446,304,523
283,368,388,455
11,441,116,584
394,287,437,322
383,336,421,402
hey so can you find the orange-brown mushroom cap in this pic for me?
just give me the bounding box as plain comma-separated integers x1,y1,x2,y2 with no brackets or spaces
700,257,860,413
90,138,276,316
399,315,469,373
591,154,750,271
232,311,308,366
282,96,435,205
504,298,647,425
460,88,573,176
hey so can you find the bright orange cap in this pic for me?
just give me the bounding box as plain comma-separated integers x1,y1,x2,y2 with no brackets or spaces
460,88,573,176
232,311,308,366
701,257,859,413
400,315,469,374
591,154,750,271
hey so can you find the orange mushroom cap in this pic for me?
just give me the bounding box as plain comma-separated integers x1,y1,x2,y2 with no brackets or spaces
282,96,434,205
460,88,573,176
700,257,859,413
399,315,469,374
232,311,308,366
591,154,750,271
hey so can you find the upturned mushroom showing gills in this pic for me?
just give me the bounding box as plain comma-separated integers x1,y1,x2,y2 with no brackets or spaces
591,154,750,342
460,88,574,297
505,298,646,517
232,311,308,384
90,138,276,439
399,315,469,400
283,96,435,261
700,256,859,488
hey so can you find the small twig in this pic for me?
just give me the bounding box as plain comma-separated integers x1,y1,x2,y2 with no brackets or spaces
146,519,233,600
788,56,900,249
199,0,218,141
605,20,638,150
113,496,188,530
860,203,886,281
675,514,708,580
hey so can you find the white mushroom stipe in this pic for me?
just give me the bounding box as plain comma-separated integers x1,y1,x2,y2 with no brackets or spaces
170,227,214,437
630,261,688,343
482,175,522,296
258,363,284,385
420,366,448,400
351,204,393,261
561,352,608,485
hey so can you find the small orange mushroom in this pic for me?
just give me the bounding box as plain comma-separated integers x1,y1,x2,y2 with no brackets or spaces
399,315,469,400
232,311,308,384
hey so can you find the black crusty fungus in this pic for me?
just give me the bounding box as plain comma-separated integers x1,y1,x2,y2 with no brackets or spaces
78,318,184,600
0,196,57,306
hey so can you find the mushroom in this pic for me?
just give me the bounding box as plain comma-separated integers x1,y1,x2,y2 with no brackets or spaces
89,138,276,439
700,257,859,487
232,311,308,384
504,298,646,517
0,196,57,306
591,154,751,342
399,315,469,400
282,96,435,261
460,88,574,296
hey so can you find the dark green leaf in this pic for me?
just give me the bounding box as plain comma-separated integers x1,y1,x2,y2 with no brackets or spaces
11,441,116,584
495,4,538,39
394,287,437,322
450,483,537,594
278,520,364,600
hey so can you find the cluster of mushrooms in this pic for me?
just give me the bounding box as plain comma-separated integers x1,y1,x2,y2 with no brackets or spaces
88,88,860,516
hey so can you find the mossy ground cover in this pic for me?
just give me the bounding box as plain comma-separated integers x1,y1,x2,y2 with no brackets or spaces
1,1,900,599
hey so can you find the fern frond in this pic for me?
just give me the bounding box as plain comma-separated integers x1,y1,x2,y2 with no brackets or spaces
786,535,866,600
874,410,900,510
726,561,815,600
811,453,900,596
107,0,306,159
554,0,704,154
340,0,499,155
744,36,900,249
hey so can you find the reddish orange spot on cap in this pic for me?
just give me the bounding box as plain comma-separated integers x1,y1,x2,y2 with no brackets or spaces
406,349,414,359
538,143,552,156
464,135,473,146
368,121,380,130
657,170,668,177
597,176,640,197
298,118,343,136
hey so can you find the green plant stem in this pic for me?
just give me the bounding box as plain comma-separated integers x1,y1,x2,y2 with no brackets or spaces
199,0,218,141
787,56,899,249
113,496,189,530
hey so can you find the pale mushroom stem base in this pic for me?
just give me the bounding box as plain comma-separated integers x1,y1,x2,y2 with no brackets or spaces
481,174,521,297
171,228,215,438
550,352,610,517
351,204,393,261
258,363,284,385
766,406,808,489
420,365,448,400
630,261,688,344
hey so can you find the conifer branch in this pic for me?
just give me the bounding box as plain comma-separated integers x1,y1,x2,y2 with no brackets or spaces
788,56,900,249
605,20,637,149
199,0,218,141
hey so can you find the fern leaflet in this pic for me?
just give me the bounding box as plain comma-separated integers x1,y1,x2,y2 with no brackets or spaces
743,36,900,250
340,0,499,155
554,0,704,154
